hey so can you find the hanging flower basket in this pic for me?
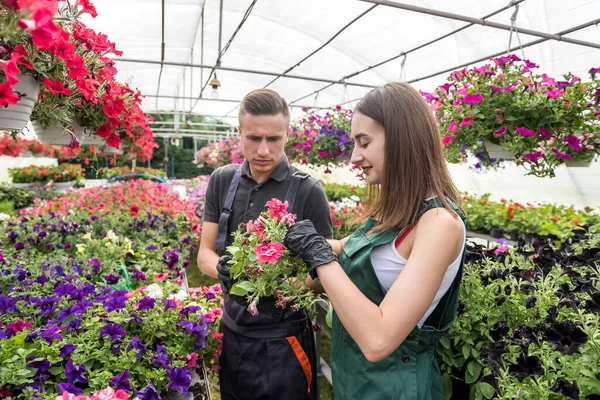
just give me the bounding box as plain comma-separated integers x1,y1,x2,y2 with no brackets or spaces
0,75,39,131
101,144,123,155
565,158,594,168
32,121,84,146
422,56,600,178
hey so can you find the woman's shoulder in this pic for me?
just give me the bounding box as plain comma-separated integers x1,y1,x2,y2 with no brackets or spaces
417,207,465,237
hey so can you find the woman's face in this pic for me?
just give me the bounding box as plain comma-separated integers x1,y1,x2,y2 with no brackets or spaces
350,111,386,185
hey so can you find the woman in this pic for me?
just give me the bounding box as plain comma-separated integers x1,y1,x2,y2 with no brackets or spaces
285,82,467,399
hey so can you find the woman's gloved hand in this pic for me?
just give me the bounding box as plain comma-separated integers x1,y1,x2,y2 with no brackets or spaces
216,253,233,294
284,220,337,279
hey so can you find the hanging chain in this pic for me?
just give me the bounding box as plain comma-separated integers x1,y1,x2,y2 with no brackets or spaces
507,0,526,59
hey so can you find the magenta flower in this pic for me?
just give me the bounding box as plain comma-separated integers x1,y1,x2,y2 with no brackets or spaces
522,151,545,164
590,67,599,79
461,93,484,105
438,83,453,93
552,148,573,160
538,128,553,139
523,59,539,70
447,121,457,132
459,117,473,127
247,300,258,316
493,127,507,138
254,242,284,264
490,84,517,93
515,127,536,137
565,134,582,151
546,89,565,99
441,135,455,146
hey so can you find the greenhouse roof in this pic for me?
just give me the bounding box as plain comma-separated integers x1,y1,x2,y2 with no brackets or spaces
82,0,600,124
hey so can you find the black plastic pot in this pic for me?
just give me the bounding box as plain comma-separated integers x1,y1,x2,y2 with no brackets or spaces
509,229,519,241
490,228,504,238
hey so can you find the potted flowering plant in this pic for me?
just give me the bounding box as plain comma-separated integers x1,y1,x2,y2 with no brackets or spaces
193,135,244,170
287,106,353,170
226,198,321,316
8,164,83,187
422,55,600,177
0,0,101,142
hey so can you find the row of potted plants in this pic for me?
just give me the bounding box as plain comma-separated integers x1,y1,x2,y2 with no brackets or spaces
0,0,157,159
422,56,600,177
8,164,83,185
96,166,167,180
0,180,219,398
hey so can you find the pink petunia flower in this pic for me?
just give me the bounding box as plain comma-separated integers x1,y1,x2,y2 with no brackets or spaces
459,117,473,127
266,198,289,222
461,93,484,105
564,134,582,151
254,242,284,264
493,127,507,138
441,135,455,146
447,121,457,132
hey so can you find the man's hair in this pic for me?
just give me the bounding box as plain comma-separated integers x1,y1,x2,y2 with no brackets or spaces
238,89,290,125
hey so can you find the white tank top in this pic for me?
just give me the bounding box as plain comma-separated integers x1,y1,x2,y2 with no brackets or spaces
370,221,466,328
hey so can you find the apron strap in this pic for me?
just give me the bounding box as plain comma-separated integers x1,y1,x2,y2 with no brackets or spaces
215,166,243,251
284,171,309,211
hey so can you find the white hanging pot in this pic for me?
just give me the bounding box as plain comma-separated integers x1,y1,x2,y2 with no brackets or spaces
80,130,106,146
32,121,84,146
565,158,594,168
0,75,40,131
484,140,516,160
101,144,123,155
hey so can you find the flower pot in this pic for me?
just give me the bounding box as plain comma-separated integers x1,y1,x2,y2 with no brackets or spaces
19,150,33,157
490,228,504,239
565,159,593,167
11,183,32,189
0,75,39,131
509,229,519,242
32,122,83,146
101,144,123,155
51,181,76,191
484,140,516,160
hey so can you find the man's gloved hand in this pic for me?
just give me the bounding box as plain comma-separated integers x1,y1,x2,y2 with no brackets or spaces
216,254,233,294
284,220,337,279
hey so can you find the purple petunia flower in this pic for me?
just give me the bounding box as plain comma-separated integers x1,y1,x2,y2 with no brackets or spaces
168,367,192,395
65,359,88,384
39,321,63,344
565,134,582,152
162,299,177,310
88,258,102,273
105,274,121,285
136,383,161,400
137,297,156,311
146,244,158,250
59,343,76,358
14,242,25,251
109,369,133,391
162,249,180,269
100,323,127,342
152,345,170,369
0,295,18,313
56,383,83,395
104,295,127,313
129,310,143,324
132,270,146,281
126,336,147,361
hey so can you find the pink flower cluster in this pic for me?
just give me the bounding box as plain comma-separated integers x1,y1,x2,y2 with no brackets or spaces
55,388,129,400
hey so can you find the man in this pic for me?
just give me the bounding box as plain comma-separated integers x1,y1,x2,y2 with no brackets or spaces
197,88,333,400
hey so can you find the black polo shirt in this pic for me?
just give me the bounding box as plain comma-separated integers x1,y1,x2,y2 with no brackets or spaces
203,155,333,248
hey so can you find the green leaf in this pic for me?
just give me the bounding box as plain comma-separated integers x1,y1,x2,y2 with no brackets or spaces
478,382,495,399
466,361,481,384
462,343,471,360
49,366,64,376
227,246,240,255
230,281,256,296
443,372,453,400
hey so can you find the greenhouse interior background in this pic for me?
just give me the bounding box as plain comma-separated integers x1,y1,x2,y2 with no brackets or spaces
1,0,600,398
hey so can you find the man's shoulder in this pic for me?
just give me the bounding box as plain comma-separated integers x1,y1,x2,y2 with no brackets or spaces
210,164,242,183
288,165,320,188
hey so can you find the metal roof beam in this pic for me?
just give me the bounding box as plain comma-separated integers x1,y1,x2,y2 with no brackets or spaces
360,0,600,49
115,58,378,88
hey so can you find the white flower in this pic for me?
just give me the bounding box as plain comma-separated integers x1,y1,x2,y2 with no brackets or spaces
169,289,188,301
0,213,10,221
106,230,118,243
145,283,164,299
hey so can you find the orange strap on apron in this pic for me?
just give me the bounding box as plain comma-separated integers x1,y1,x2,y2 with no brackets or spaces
286,336,312,394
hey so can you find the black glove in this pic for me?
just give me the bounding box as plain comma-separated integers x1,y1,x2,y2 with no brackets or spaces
216,254,233,294
284,220,337,279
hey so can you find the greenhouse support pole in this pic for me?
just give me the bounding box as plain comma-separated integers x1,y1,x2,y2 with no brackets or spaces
163,137,169,177
171,156,175,178
359,0,600,49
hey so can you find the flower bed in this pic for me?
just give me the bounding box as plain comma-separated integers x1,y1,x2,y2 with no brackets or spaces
0,181,220,397
439,231,600,399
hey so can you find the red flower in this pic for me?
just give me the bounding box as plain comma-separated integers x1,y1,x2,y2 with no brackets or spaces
77,0,98,17
18,10,63,50
130,203,140,217
65,54,88,80
254,242,284,264
43,78,72,96
14,45,33,70
0,53,22,85
0,83,21,106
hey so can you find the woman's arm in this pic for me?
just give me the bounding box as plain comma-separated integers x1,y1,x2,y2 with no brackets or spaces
317,208,464,362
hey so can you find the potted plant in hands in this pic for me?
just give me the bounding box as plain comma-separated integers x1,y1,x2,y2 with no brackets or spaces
422,56,600,177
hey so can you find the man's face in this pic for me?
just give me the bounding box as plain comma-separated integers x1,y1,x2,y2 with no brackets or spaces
238,112,289,183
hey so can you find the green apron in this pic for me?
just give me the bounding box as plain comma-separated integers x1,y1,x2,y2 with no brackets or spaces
331,198,466,400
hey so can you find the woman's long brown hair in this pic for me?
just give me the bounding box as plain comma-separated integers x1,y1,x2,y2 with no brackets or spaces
355,82,464,232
